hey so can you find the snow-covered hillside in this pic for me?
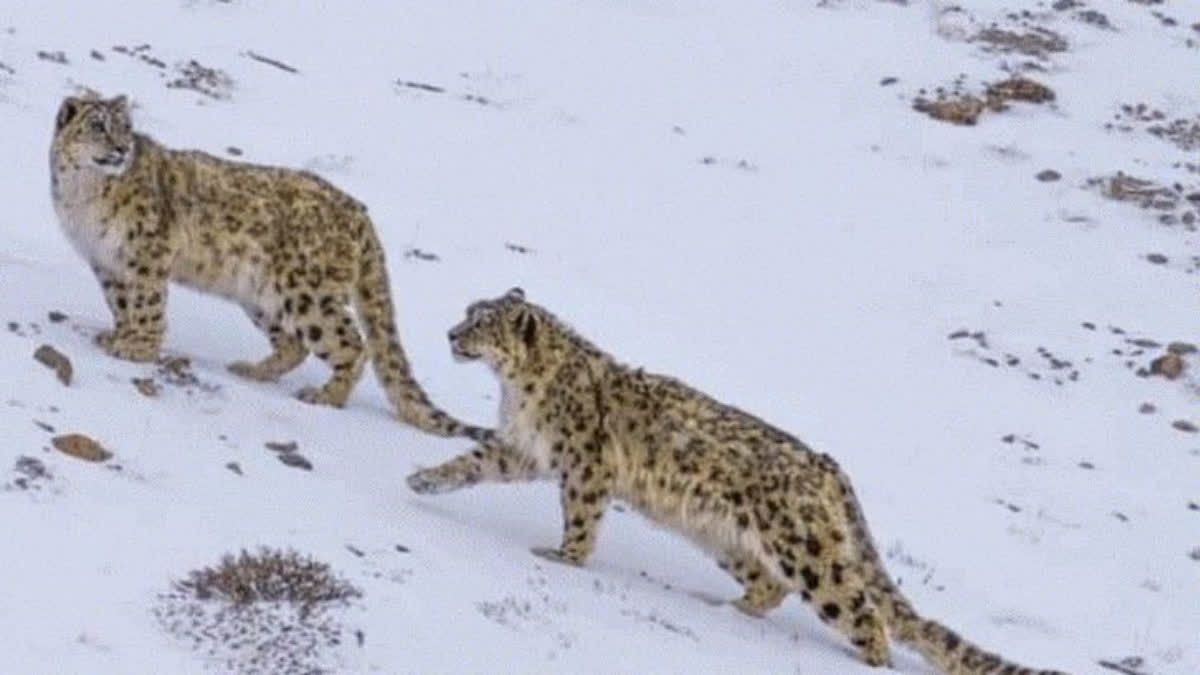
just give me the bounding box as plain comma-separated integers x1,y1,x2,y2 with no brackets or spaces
1,1,1197,673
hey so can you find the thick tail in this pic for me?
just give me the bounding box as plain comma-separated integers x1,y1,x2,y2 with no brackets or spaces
353,231,492,441
828,459,1070,675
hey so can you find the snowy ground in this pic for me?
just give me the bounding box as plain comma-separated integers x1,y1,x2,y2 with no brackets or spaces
1,1,1198,673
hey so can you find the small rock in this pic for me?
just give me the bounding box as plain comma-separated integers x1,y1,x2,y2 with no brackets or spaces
1078,461,1095,470
395,544,410,553
265,440,298,453
1172,419,1198,433
277,452,313,471
33,420,55,432
51,433,112,462
345,544,365,558
1167,341,1197,355
132,377,160,397
46,310,68,323
225,461,243,476
226,146,243,156
1150,353,1185,379
1188,501,1198,511
1138,402,1157,414
1035,169,1061,182
880,76,898,86
1146,253,1168,265
33,344,72,386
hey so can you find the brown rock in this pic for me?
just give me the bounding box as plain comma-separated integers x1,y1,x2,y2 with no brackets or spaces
1150,352,1185,379
52,433,112,462
33,344,72,385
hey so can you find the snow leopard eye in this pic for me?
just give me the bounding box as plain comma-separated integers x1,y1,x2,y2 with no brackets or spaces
89,119,106,133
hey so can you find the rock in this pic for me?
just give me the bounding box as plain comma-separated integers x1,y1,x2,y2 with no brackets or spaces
1150,353,1185,379
225,461,243,476
277,452,313,471
33,344,72,385
47,310,68,323
1172,419,1198,433
1146,253,1168,265
1035,169,1061,182
1138,402,1157,414
265,440,298,453
132,377,160,397
1167,341,1197,355
51,433,112,462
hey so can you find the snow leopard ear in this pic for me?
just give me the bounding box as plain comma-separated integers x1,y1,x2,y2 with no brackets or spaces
505,287,525,302
109,94,129,110
513,310,538,349
55,97,81,131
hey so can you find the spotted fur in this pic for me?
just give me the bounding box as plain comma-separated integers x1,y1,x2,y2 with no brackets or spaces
49,93,486,439
408,288,1070,674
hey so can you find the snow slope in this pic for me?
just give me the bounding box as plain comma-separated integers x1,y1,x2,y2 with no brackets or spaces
1,0,1197,673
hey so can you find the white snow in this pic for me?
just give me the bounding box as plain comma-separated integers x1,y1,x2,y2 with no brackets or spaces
1,0,1197,673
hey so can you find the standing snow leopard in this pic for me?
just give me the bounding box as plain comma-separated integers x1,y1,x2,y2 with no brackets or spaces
49,93,487,439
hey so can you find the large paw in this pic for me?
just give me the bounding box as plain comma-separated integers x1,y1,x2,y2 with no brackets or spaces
96,330,159,362
530,546,585,567
732,597,772,618
294,386,345,407
227,360,279,382
405,467,461,494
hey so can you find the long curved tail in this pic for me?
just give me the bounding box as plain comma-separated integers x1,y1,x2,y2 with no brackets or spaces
353,230,492,441
832,462,1070,675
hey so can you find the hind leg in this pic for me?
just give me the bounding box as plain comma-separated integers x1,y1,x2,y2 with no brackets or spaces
716,550,788,617
760,524,891,666
291,293,366,407
227,304,308,381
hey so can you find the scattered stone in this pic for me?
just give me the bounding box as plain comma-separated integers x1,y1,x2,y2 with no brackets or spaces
33,344,73,386
504,242,533,254
1188,501,1198,511
167,59,234,100
1036,169,1061,182
265,440,299,453
403,247,439,262
972,26,1068,58
132,377,160,397
1076,9,1113,29
51,433,112,462
277,452,313,471
345,544,365,558
880,76,898,86
225,461,243,476
36,50,68,65
1078,461,1095,470
89,49,105,61
226,146,243,156
394,544,410,554
1167,341,1197,355
1172,420,1198,433
1138,402,1157,414
1190,547,1200,562
1146,253,1168,265
46,310,68,323
1150,353,1185,379
33,420,55,432
14,456,50,481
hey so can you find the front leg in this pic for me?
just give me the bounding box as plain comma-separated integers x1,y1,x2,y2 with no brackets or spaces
93,265,169,363
532,439,613,567
406,438,549,495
